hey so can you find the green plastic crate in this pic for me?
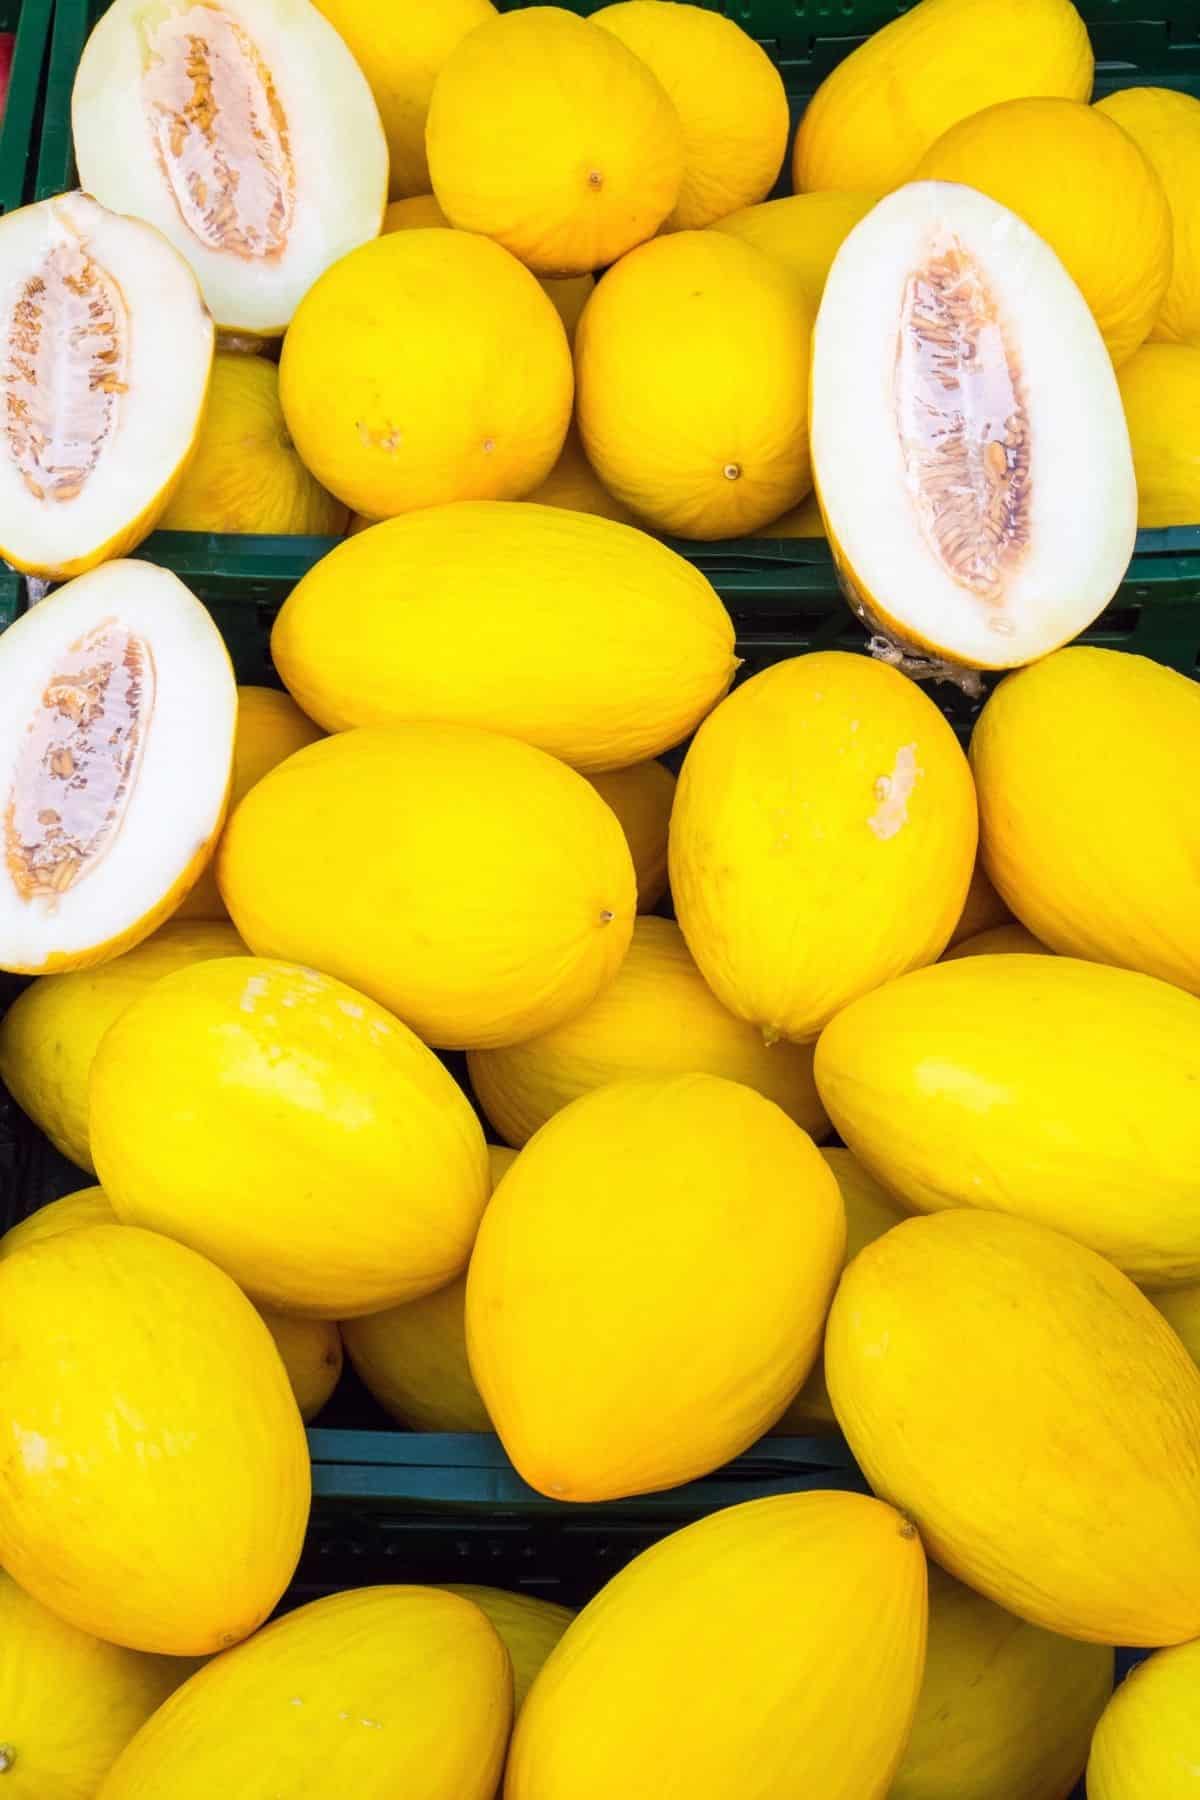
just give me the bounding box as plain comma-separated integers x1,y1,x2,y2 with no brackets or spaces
0,0,53,214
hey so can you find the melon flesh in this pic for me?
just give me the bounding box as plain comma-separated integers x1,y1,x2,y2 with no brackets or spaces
0,193,213,577
0,560,236,973
811,181,1136,670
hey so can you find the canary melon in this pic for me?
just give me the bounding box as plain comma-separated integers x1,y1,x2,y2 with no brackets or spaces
891,1564,1113,1800
971,648,1200,992
751,490,825,537
1087,1640,1200,1800
811,182,1137,670
467,1074,845,1501
1096,86,1200,347
0,1186,113,1258
947,859,1012,946
0,1224,310,1654
670,652,976,1043
942,923,1050,958
576,230,813,537
383,193,451,230
712,189,879,316
1116,344,1200,526
827,1209,1200,1644
98,1587,512,1800
218,725,636,1049
270,504,735,770
467,917,827,1149
507,1491,927,1799
443,1586,573,1713
427,7,684,276
585,762,674,909
90,956,490,1316
257,1311,342,1422
523,423,638,523
793,0,1093,192
1151,1285,1200,1376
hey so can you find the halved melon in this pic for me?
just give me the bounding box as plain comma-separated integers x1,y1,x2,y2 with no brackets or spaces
0,193,213,578
71,0,388,335
811,182,1137,670
0,561,236,975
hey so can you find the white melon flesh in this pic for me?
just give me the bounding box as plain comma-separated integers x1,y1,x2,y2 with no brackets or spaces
811,181,1137,670
0,560,236,973
0,193,213,578
71,0,388,335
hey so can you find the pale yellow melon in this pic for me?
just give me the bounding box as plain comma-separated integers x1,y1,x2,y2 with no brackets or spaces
584,761,675,911
947,859,1012,946
942,923,1050,959
442,1586,573,1713
712,189,879,316
256,1311,343,1423
522,423,638,523
1117,343,1200,525
669,652,977,1043
576,230,813,537
826,1208,1200,1644
1087,1640,1200,1800
1096,86,1200,347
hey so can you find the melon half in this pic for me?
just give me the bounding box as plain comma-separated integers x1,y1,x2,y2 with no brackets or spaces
0,560,236,974
0,193,213,578
811,182,1136,670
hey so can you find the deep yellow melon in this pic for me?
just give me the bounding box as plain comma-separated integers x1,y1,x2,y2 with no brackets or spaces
443,1586,573,1713
669,652,977,1043
1087,1639,1200,1800
584,761,674,910
941,923,1050,959
750,490,825,537
826,1208,1200,1644
506,1492,927,1799
0,1186,114,1258
257,1311,343,1423
1151,1284,1200,1379
1096,86,1200,347
522,423,638,523
947,859,1013,946
1117,344,1200,526
712,189,879,316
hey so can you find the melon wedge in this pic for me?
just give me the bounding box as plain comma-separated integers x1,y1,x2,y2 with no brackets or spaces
811,181,1136,671
0,193,213,578
71,0,388,335
0,560,236,974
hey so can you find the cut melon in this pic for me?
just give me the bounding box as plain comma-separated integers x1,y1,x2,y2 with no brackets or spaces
1087,1639,1200,1800
711,190,880,316
585,761,675,912
811,182,1137,670
0,562,236,975
71,0,388,335
1095,87,1200,349
1117,344,1200,527
0,193,213,577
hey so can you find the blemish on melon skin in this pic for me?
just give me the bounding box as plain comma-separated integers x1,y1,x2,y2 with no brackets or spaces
868,744,922,841
239,973,269,1013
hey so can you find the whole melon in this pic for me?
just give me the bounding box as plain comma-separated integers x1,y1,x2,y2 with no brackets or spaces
947,860,1013,946
216,725,637,1050
0,1185,114,1257
826,1209,1200,1645
1087,1639,1200,1800
1096,86,1200,347
1150,1284,1200,1376
522,423,638,523
971,647,1200,993
669,652,977,1043
90,956,491,1317
467,916,827,1148
792,0,1093,192
506,1491,927,1799
1117,344,1200,526
466,1074,845,1501
941,923,1050,959
575,231,813,537
256,1311,343,1423
711,189,879,316
0,1224,310,1655
584,761,675,910
750,490,825,538
98,1587,511,1800
443,1585,573,1713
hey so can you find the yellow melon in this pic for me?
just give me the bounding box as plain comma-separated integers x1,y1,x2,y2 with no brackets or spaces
941,923,1050,959
750,490,825,537
99,1587,512,1799
827,1208,1200,1644
90,956,490,1317
1117,343,1200,526
1096,86,1200,347
1087,1640,1200,1800
712,189,879,316
1149,1284,1200,1376
0,1185,114,1258
948,858,1013,946
670,652,977,1043
575,230,813,537
278,230,572,520
584,762,675,911
592,3,788,230
971,647,1200,993
891,1564,1114,1800
522,423,639,523
427,7,684,276
443,1586,573,1713
467,1074,844,1501
218,724,636,1049
270,504,735,770
0,919,243,1172
793,0,1094,192
0,1224,310,1655
257,1311,343,1423
383,193,451,231
507,1491,927,1799
467,916,828,1149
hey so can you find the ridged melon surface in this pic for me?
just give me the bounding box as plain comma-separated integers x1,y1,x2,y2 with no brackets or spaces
443,1585,573,1713
711,189,879,316
1116,344,1200,527
1150,1284,1200,1377
948,859,1012,945
1096,85,1200,347
941,923,1050,959
522,423,638,523
585,762,675,911
0,1185,113,1258
1087,1639,1200,1800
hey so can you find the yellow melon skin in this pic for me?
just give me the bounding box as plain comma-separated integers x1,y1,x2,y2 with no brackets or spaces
0,1224,310,1656
1087,1640,1200,1800
90,956,491,1318
750,488,825,537
1116,343,1200,526
942,922,1050,959
670,652,977,1043
816,955,1200,1286
0,1569,199,1800
971,647,1200,993
947,858,1013,947
427,7,684,277
467,916,828,1149
442,1586,573,1714
270,503,735,771
914,98,1172,367
0,919,243,1173
826,1208,1200,1645
507,1491,927,1799
218,724,636,1050
1096,86,1200,347
466,1074,845,1502
98,1587,512,1800
793,0,1094,193
1150,1284,1200,1377
584,762,674,911
712,189,879,317
891,1564,1113,1800
278,230,572,521
522,422,638,523
576,231,813,538
257,1312,342,1423
0,1186,114,1258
